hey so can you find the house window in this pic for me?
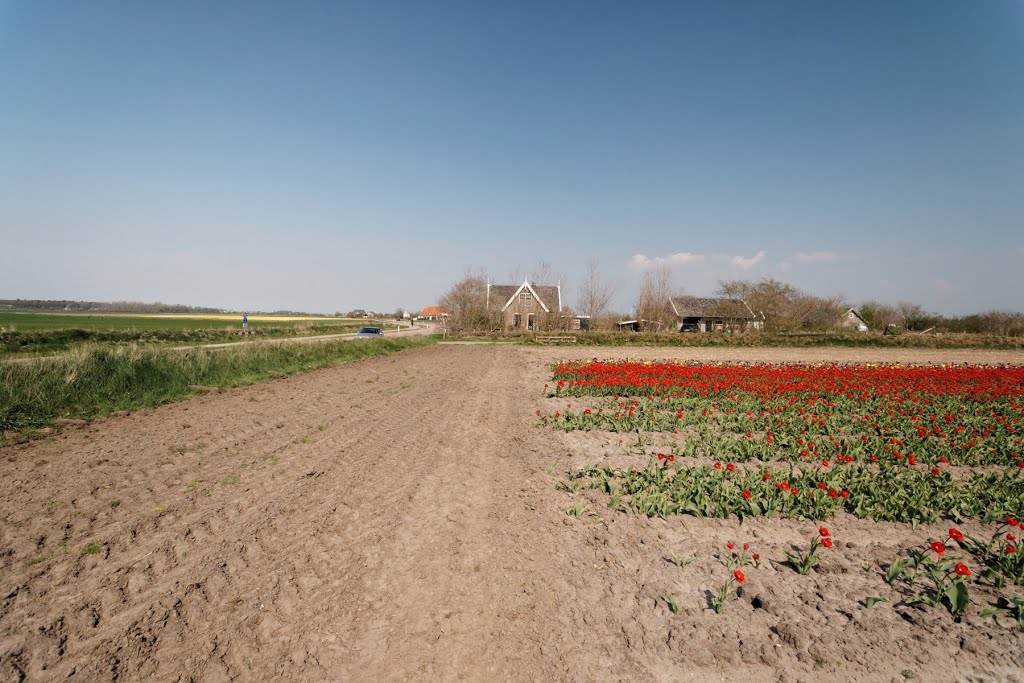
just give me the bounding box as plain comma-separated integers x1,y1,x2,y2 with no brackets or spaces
528,314,536,331
519,291,532,306
513,313,522,328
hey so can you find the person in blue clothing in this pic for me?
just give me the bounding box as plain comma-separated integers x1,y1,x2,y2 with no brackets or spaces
242,314,249,334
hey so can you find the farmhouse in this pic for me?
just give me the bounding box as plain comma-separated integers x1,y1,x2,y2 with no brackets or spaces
669,296,762,333
487,278,562,331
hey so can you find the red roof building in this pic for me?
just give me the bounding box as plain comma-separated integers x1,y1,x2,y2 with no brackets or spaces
417,306,449,320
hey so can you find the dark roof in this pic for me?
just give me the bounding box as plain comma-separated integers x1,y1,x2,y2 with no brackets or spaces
799,307,866,326
800,307,838,324
669,296,755,319
488,282,561,312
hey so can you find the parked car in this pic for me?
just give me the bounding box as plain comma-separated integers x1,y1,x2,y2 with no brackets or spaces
355,326,383,338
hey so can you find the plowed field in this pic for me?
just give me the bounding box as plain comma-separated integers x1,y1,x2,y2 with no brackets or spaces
2,344,1023,682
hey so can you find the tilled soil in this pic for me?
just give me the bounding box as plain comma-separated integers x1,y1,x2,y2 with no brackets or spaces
1,344,1023,682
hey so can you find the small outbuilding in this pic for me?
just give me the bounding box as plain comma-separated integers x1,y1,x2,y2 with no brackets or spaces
669,296,762,333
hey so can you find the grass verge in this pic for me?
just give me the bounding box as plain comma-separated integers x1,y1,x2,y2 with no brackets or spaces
0,336,433,433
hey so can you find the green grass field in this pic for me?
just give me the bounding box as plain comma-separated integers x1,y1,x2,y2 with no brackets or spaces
0,310,365,332
0,311,401,355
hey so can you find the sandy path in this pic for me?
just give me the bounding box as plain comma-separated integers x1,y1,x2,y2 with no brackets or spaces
1,344,1022,682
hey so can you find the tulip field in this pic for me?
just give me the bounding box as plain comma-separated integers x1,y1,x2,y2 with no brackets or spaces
544,361,1024,526
541,359,1024,652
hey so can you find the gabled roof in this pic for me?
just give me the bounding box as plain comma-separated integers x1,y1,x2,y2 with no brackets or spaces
800,307,839,324
669,296,756,319
418,306,449,317
845,308,868,325
487,279,561,313
799,306,861,325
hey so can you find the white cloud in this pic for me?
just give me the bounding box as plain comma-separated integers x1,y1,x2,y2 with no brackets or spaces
933,278,953,292
668,252,705,265
729,250,766,270
629,252,706,269
779,261,793,273
794,251,838,263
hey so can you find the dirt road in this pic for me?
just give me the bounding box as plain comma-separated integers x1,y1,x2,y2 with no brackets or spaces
1,345,1022,681
186,320,436,351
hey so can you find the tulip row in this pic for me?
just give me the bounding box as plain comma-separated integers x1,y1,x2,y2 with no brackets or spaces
569,457,1024,526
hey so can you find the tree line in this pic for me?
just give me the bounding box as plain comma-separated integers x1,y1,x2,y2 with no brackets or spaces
0,299,224,314
436,264,1024,337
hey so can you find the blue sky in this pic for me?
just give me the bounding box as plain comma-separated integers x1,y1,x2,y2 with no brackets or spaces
1,1,1021,315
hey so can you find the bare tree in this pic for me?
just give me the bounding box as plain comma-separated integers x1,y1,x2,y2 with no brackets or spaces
576,257,615,328
894,301,938,331
636,263,676,332
438,268,495,333
790,294,847,331
717,277,804,331
530,261,553,285
859,301,897,331
976,310,1024,336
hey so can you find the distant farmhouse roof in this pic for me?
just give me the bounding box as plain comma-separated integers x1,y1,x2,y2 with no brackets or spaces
418,306,449,318
487,279,562,313
669,296,757,319
799,306,867,329
800,306,840,326
844,308,868,326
